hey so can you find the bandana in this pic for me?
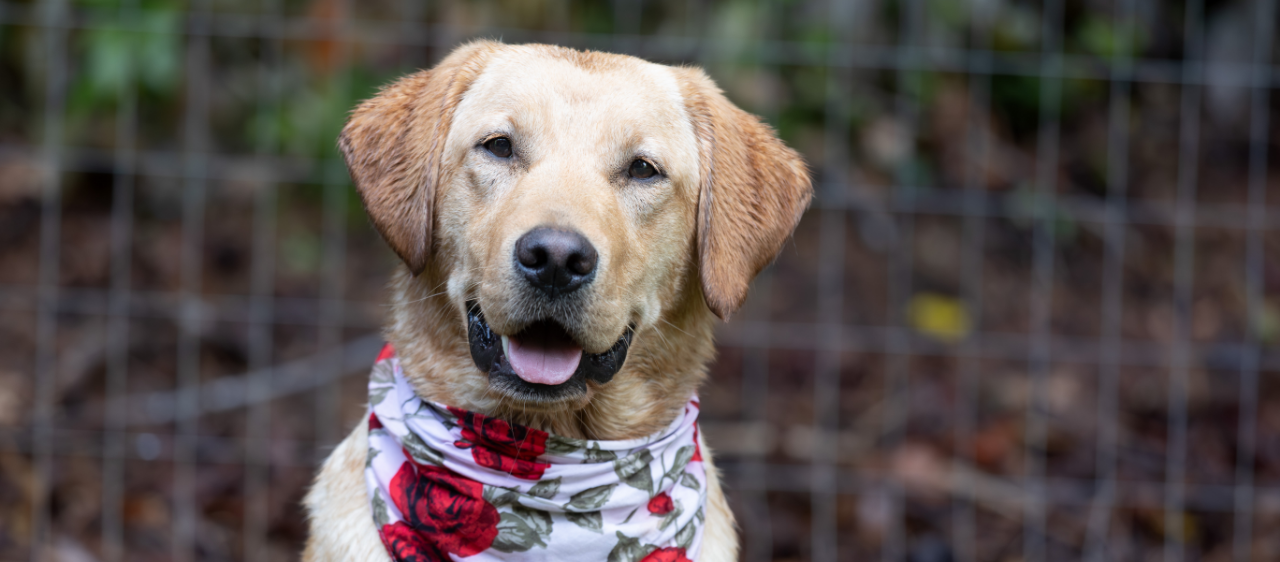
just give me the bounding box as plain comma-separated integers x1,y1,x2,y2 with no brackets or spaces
365,344,707,562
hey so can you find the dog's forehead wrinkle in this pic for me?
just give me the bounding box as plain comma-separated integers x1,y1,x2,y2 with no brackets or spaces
493,47,677,100
448,55,699,199
472,53,687,128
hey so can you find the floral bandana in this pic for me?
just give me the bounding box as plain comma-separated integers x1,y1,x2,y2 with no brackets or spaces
365,345,707,562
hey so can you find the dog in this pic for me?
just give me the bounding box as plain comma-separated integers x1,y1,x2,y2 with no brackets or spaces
303,41,811,562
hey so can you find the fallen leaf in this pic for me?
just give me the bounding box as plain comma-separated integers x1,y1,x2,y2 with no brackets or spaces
908,293,971,342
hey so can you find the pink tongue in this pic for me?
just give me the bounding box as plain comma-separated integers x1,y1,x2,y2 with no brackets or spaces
507,335,582,386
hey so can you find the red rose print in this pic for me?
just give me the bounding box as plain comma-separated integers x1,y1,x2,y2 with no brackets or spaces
448,406,551,480
647,492,674,515
691,422,703,462
369,412,384,430
640,546,693,562
388,460,499,557
378,521,447,562
377,343,397,362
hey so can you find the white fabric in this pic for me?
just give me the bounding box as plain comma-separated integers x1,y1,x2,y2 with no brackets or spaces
364,345,707,562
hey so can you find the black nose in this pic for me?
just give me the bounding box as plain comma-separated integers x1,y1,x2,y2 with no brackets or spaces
514,227,598,298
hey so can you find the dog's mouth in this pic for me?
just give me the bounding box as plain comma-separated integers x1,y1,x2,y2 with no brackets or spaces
467,302,633,402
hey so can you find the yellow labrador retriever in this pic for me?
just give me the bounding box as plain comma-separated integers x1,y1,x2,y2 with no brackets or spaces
303,41,810,561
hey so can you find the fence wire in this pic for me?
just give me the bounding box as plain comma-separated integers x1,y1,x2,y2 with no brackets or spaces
0,0,1277,561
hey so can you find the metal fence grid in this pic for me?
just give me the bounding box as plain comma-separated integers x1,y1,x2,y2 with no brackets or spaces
0,0,1277,560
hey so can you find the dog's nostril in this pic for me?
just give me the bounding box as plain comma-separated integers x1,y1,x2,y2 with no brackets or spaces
566,252,594,276
519,245,549,269
513,227,598,297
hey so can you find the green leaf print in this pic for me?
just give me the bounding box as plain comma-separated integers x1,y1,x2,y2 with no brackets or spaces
490,506,553,553
566,510,603,533
528,476,562,499
369,386,391,406
400,431,443,465
545,434,585,455
675,519,697,549
371,488,390,528
585,442,619,462
613,449,654,493
659,504,682,531
483,485,520,507
663,445,695,485
679,472,701,491
370,363,393,385
606,531,650,562
568,484,615,511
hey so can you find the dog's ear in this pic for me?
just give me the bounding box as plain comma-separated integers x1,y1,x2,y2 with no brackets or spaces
340,41,498,274
678,68,813,320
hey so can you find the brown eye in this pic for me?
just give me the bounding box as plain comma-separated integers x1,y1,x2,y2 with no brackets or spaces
484,137,512,158
628,159,657,179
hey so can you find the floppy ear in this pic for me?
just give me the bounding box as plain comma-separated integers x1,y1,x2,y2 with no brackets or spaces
339,41,499,274
678,68,813,320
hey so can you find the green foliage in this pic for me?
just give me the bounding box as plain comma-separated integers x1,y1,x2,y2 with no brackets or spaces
1075,16,1146,60
575,0,616,34
990,6,1041,52
246,66,397,158
930,0,966,28
71,6,181,111
903,69,940,106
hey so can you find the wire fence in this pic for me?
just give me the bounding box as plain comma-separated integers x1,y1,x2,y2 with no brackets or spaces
0,0,1277,560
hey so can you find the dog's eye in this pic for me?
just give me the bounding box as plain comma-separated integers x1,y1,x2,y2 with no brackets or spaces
628,159,657,179
484,137,513,158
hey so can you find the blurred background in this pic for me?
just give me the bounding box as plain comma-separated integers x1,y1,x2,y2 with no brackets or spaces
1,0,1278,560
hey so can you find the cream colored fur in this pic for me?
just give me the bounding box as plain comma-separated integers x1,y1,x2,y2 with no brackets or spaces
303,41,811,561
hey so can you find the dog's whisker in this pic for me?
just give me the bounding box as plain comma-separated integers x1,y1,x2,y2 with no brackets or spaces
396,263,499,306
657,318,693,339
649,323,672,347
400,278,456,305
402,289,451,304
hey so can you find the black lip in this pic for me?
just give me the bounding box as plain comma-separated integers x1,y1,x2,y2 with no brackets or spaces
466,303,633,401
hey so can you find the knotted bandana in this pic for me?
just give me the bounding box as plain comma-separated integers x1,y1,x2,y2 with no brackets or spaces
365,345,707,562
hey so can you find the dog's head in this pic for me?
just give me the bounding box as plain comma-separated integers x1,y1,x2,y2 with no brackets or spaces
342,42,810,413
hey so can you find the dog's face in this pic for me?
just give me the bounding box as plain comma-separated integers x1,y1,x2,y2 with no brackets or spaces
342,42,810,413
436,50,703,403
